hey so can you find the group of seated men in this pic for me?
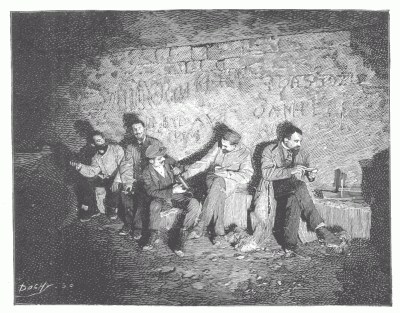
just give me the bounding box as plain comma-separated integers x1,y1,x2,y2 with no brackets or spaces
70,118,345,258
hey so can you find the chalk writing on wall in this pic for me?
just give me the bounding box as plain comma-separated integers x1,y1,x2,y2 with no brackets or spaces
82,71,356,113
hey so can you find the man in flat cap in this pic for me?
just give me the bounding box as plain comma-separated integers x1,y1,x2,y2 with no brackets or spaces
180,129,254,244
118,118,178,239
142,144,201,256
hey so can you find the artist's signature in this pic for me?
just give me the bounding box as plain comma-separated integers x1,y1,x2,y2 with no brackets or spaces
16,281,74,298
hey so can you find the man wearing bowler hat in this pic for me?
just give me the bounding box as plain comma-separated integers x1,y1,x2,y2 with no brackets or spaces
141,144,201,256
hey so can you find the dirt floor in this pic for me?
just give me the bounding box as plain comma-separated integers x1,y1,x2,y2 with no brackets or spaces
15,212,391,305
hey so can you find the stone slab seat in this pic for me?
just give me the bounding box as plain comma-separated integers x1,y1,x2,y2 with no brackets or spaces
249,181,371,246
160,207,182,231
298,198,371,243
158,183,254,232
223,183,253,230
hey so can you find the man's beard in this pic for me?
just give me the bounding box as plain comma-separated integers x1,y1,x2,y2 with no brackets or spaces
134,133,144,140
290,147,300,155
96,144,108,154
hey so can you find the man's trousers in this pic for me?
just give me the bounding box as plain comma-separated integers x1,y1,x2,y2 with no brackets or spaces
148,193,201,231
273,179,324,248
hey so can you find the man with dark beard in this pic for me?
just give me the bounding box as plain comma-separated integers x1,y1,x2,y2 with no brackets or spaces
256,121,344,258
70,131,124,220
72,120,97,222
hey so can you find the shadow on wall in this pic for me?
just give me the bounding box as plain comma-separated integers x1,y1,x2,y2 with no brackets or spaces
350,21,389,80
359,148,390,273
177,122,233,201
178,122,231,165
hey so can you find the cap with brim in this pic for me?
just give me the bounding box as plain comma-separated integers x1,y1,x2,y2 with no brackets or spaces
145,144,167,158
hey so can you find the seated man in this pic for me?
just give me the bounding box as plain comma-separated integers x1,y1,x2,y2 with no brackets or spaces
257,121,345,257
142,144,201,256
181,130,254,244
70,131,124,220
72,124,97,222
118,118,178,238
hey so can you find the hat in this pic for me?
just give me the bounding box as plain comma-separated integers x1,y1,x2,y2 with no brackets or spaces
223,129,242,145
145,144,167,159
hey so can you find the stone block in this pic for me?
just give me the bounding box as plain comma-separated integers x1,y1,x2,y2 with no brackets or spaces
201,60,217,71
299,199,371,243
208,41,243,60
224,58,242,69
128,50,141,65
207,45,223,60
248,37,279,53
141,49,156,63
156,48,170,63
240,55,265,67
170,46,192,62
164,62,186,75
216,60,225,71
192,46,207,60
186,61,201,73
134,64,159,75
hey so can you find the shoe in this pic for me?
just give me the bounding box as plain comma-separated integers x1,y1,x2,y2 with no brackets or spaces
79,216,91,222
142,244,154,251
238,239,260,253
187,230,202,240
283,246,311,261
174,250,185,257
109,208,118,220
316,226,342,247
118,226,131,236
142,232,160,250
212,235,225,246
133,234,142,241
226,228,249,246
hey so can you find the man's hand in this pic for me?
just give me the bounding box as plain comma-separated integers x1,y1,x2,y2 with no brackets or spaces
306,168,318,182
215,171,229,178
173,184,186,194
123,184,134,193
70,161,82,171
291,165,307,179
111,182,120,193
214,165,223,172
172,167,182,176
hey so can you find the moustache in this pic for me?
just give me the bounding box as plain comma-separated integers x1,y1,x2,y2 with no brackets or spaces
96,144,107,150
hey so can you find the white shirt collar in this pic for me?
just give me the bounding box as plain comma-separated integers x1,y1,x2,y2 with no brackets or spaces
153,164,165,177
281,142,290,150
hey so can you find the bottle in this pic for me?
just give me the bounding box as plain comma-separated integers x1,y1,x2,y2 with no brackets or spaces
170,164,190,190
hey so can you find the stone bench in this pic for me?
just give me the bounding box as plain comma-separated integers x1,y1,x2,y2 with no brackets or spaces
298,198,371,243
223,188,253,231
160,207,182,230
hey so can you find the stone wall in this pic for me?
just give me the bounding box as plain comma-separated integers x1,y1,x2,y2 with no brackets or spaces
47,31,389,189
